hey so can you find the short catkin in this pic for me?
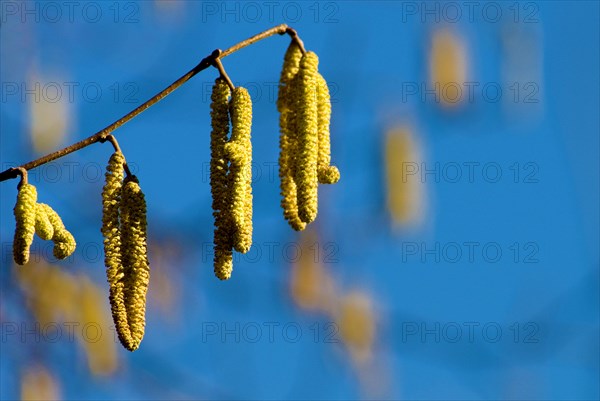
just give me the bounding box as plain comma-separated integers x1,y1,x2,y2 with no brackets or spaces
120,175,150,350
316,73,340,185
278,41,306,231
294,52,320,224
35,203,54,241
13,183,38,265
37,203,76,259
101,151,132,349
210,78,234,280
225,86,253,254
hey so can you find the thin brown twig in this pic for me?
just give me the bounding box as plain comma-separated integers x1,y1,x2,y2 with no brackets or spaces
15,167,28,188
0,23,302,183
103,134,132,177
211,54,235,92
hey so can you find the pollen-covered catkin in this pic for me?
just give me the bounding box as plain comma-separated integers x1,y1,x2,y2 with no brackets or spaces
316,73,340,185
13,183,38,265
101,151,133,349
35,203,54,241
278,41,306,231
120,175,150,350
37,203,76,259
210,78,234,280
225,86,253,254
295,52,320,224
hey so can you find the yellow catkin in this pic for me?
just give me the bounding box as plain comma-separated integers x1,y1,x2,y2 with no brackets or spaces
120,175,150,350
13,183,37,265
210,78,234,280
34,203,54,241
101,151,132,349
37,203,76,259
295,52,320,224
225,86,253,254
278,41,306,231
316,73,340,185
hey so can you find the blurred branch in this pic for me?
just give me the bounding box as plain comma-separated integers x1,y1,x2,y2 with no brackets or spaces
0,24,306,183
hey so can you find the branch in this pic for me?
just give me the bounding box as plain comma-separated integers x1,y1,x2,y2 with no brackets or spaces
0,24,306,183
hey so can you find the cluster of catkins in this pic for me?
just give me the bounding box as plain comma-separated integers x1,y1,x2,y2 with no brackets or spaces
13,182,76,265
209,41,340,279
277,42,340,231
210,79,253,280
101,152,150,351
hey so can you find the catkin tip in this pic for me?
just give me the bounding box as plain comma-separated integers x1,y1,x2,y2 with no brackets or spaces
318,166,341,184
214,248,233,280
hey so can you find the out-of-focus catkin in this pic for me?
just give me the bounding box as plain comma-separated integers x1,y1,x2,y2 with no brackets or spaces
225,86,253,254
295,52,320,224
316,73,340,184
13,183,38,265
278,41,306,231
120,175,150,350
37,203,76,259
101,151,132,349
210,78,234,280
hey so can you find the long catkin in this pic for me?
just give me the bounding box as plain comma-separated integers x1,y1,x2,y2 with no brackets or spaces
13,183,37,265
278,41,306,231
210,78,234,280
294,52,320,224
101,151,132,350
316,73,340,185
120,175,150,350
226,86,253,254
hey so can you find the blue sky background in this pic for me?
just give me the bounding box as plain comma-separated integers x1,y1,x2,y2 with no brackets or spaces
0,1,598,400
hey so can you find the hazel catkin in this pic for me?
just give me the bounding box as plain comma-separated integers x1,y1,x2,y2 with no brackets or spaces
37,203,76,259
278,41,306,231
225,86,253,254
34,203,54,241
316,73,340,185
294,52,320,224
101,151,132,349
13,183,38,265
210,78,234,280
120,175,150,350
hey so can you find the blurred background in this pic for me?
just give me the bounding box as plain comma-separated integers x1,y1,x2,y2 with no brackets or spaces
0,1,598,400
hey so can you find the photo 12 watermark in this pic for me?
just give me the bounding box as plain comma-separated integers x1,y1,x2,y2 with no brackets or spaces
400,241,540,264
400,162,539,184
400,2,540,24
1,1,141,24
201,241,340,265
1,81,140,105
200,80,340,105
401,82,540,105
200,2,340,24
400,321,540,343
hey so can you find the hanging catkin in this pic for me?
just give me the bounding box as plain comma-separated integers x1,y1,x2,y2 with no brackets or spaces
34,203,54,241
294,52,320,224
278,41,306,231
316,73,340,185
210,78,234,280
13,183,37,265
101,151,132,349
225,86,253,254
120,175,150,350
37,203,76,259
